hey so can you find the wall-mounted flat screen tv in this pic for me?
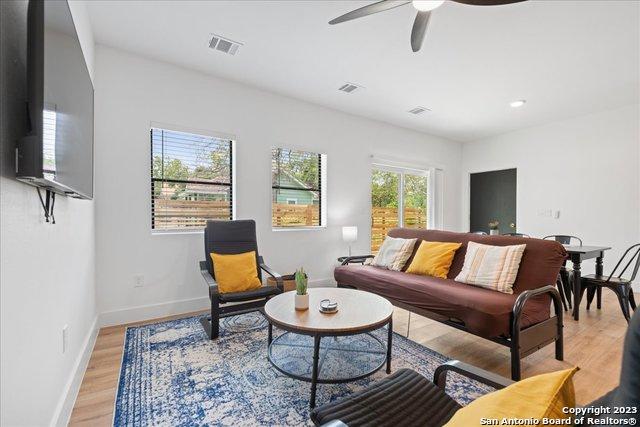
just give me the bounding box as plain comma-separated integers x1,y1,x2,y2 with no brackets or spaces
17,0,94,199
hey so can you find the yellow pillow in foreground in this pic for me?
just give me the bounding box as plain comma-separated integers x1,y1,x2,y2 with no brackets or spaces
210,251,262,293
445,367,578,427
406,241,461,279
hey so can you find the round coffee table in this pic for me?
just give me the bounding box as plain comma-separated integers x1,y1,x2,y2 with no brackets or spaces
263,288,394,408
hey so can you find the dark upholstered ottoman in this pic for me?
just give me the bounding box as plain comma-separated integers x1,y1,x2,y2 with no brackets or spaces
310,369,461,427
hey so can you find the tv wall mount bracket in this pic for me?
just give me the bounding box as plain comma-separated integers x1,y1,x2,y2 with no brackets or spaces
37,187,56,224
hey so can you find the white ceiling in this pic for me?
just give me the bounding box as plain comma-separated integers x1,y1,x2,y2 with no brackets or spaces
85,0,640,142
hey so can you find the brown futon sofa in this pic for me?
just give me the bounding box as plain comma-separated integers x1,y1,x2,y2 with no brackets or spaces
334,229,567,380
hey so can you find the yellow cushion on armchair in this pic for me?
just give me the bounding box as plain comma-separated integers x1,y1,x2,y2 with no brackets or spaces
210,251,262,293
445,367,578,427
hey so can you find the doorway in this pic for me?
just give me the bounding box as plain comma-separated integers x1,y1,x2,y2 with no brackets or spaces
469,168,517,235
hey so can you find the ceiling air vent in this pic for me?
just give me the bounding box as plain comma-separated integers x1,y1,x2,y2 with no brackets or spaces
208,33,243,55
338,82,363,94
408,106,431,115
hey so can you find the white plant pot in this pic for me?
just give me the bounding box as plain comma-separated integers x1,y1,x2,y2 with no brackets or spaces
489,229,499,235
295,293,309,311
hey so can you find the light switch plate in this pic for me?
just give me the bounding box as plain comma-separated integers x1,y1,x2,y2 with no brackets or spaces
134,275,144,288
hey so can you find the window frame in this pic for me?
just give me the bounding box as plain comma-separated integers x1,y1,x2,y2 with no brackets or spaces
150,125,236,233
271,147,326,230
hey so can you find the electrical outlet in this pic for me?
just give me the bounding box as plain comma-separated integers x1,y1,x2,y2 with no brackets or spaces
553,210,561,219
62,325,68,354
134,275,144,288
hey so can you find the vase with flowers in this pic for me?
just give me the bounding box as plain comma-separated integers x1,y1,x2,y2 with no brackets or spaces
488,220,500,235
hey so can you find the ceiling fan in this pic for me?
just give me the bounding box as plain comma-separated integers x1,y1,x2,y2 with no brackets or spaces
329,0,526,52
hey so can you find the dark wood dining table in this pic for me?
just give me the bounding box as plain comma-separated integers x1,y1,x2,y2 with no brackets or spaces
563,245,611,320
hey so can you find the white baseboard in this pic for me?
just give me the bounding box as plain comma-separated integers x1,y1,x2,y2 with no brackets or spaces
99,279,336,328
50,316,99,427
98,296,211,328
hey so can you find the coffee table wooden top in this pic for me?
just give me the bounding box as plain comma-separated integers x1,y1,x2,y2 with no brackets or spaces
264,288,393,334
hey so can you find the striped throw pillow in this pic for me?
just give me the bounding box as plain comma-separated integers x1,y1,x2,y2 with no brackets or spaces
369,237,417,271
454,242,526,294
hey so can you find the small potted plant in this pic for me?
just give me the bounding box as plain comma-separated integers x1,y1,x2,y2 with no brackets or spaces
488,220,500,235
294,267,309,311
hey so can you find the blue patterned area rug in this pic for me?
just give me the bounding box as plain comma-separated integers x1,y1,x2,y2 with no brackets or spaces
114,312,491,426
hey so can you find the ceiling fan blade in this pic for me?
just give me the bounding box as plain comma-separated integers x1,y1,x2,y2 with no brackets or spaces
410,11,431,52
329,0,411,25
451,0,527,5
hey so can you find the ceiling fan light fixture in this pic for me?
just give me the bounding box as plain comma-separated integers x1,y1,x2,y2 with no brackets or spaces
412,0,445,12
510,99,527,108
329,0,526,52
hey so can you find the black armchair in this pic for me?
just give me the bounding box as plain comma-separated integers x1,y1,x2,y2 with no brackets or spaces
199,220,283,340
314,310,640,427
311,361,513,427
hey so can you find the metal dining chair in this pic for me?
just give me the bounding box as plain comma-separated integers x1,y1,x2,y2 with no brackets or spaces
581,243,640,323
543,235,583,246
543,235,583,312
502,232,531,238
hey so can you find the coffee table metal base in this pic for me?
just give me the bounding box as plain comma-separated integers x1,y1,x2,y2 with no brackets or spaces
266,318,393,408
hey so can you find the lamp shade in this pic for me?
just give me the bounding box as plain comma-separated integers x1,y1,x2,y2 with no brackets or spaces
342,226,358,243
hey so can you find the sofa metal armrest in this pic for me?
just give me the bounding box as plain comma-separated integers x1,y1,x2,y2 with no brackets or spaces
512,285,563,331
199,260,218,295
340,255,374,266
434,360,514,391
509,285,564,380
258,256,284,292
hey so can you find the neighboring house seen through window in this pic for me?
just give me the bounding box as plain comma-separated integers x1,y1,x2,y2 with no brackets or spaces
272,148,324,228
151,128,233,231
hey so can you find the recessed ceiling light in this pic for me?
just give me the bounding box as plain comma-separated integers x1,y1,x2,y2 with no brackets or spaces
510,100,526,108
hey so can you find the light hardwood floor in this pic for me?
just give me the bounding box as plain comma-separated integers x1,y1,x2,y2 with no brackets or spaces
69,292,633,426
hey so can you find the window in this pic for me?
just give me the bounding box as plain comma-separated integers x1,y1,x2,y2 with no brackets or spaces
371,167,429,252
272,148,324,228
151,128,233,231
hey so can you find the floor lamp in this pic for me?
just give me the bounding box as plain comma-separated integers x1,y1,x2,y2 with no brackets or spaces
342,226,358,256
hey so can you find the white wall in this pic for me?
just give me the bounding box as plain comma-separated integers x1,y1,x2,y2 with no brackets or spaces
0,2,97,426
461,104,640,281
68,0,95,81
94,46,463,324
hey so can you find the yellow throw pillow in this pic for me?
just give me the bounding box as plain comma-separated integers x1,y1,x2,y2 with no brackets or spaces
210,251,262,293
405,241,462,279
445,367,578,427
